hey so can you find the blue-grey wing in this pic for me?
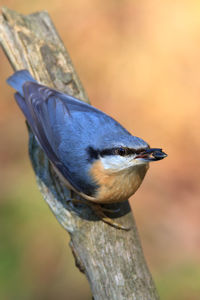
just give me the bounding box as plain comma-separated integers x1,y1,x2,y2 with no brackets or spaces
14,82,101,195
15,88,82,195
14,81,127,196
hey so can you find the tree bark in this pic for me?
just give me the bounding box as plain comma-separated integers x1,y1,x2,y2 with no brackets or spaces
0,7,159,300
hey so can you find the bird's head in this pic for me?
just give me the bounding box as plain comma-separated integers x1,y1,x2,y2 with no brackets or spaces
88,135,167,173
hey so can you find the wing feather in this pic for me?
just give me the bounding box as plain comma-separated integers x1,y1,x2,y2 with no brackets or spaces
19,82,100,196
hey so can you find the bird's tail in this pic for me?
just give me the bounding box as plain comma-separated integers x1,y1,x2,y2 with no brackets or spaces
7,70,36,96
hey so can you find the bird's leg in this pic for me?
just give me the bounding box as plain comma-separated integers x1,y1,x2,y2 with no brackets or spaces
67,190,83,205
67,191,130,230
91,204,130,231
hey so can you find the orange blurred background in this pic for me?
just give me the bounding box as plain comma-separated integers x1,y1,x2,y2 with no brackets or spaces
0,1,200,299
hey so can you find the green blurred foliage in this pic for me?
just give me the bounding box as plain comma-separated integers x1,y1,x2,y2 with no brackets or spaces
0,172,91,300
156,264,200,300
0,0,200,299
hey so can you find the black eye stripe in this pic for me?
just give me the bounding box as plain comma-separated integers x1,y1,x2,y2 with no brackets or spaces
99,148,116,156
87,147,99,160
87,146,148,160
100,147,147,157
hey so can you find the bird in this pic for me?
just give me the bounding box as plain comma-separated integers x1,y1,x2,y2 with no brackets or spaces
7,70,167,229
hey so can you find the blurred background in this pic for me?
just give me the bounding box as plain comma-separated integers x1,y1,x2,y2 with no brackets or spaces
0,1,200,299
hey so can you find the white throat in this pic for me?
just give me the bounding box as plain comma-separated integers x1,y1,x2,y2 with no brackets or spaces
100,155,148,172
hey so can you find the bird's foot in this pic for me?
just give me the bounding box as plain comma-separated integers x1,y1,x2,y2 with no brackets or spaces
91,204,130,231
66,191,130,231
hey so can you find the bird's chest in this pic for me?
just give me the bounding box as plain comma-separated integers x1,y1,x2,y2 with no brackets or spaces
90,161,149,203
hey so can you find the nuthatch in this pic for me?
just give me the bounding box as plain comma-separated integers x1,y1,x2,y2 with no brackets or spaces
7,70,167,229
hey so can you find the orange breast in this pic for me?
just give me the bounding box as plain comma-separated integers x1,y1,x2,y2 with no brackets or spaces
89,160,149,203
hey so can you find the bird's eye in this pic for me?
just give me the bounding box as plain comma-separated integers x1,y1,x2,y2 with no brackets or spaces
116,147,126,156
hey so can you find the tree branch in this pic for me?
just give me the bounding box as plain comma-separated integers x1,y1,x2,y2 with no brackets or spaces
0,7,159,300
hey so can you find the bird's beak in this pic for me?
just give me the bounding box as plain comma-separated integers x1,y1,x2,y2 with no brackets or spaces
135,148,167,162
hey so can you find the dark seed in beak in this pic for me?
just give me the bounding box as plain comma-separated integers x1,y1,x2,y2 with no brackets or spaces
152,150,167,160
136,148,167,161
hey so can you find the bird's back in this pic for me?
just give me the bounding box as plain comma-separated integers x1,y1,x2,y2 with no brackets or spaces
7,70,134,197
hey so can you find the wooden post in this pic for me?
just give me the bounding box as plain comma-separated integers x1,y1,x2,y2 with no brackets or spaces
0,7,159,300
